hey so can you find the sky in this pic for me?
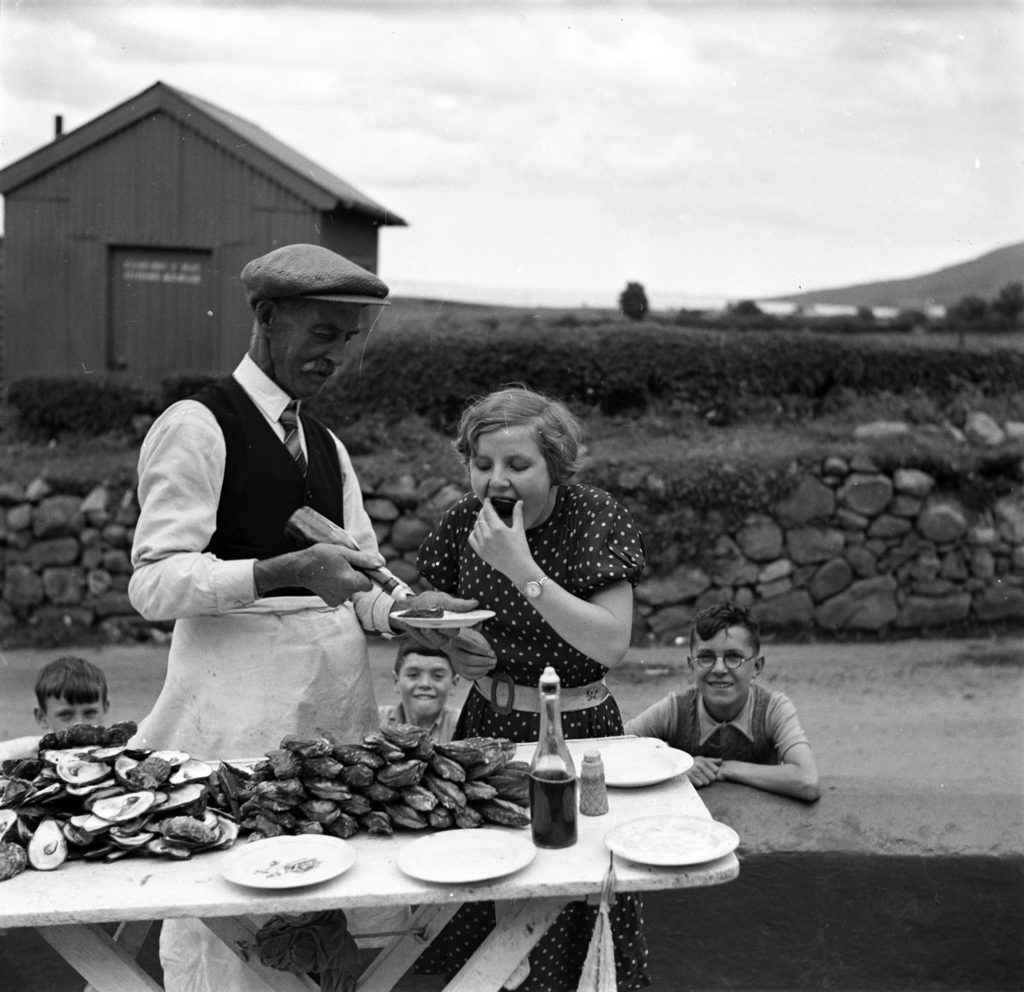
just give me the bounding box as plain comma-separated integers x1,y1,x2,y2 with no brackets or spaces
1,0,1021,309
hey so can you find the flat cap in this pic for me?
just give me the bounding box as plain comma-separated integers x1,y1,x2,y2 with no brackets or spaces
241,243,390,308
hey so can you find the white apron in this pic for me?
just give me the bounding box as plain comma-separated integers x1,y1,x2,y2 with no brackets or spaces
144,595,380,992
134,595,380,760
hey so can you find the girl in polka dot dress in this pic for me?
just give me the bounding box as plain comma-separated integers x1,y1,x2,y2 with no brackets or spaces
415,386,650,991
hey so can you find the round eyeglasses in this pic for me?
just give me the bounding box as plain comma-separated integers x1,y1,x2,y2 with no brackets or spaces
688,651,759,671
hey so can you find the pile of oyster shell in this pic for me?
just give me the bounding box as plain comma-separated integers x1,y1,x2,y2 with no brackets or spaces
0,721,237,880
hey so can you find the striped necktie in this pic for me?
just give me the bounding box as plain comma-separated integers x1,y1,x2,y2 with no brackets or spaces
279,400,307,475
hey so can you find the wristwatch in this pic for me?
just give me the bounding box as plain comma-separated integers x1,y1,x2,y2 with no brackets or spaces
524,575,548,599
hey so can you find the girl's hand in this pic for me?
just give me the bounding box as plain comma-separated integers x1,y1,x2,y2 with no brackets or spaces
686,756,723,789
469,498,534,580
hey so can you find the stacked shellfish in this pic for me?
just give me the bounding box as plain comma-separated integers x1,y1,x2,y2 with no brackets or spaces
0,721,237,880
220,724,531,840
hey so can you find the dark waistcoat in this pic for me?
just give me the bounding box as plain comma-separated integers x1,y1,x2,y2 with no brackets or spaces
674,684,777,764
192,377,346,594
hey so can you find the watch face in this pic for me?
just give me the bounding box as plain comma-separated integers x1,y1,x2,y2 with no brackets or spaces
526,580,542,598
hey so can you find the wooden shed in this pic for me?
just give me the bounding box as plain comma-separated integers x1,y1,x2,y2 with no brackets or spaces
0,81,406,391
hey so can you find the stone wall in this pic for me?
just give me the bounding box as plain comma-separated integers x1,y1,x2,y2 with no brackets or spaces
2,458,1023,644
631,452,1024,643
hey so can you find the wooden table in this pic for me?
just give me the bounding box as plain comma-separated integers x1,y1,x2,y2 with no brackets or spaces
0,739,739,991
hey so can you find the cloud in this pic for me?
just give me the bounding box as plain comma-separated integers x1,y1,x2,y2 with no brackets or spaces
2,0,1020,301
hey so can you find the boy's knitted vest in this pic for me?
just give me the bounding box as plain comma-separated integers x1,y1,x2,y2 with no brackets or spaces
675,684,777,764
192,377,345,595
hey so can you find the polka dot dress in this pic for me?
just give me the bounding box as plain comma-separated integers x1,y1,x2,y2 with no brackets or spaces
415,484,651,991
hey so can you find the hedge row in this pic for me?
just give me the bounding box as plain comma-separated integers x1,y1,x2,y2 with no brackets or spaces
314,324,1024,428
4,374,220,439
6,324,1024,437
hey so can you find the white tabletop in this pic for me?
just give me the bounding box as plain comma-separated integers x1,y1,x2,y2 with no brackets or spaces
0,738,739,929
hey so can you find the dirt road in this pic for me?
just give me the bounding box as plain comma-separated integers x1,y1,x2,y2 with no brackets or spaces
2,633,1021,787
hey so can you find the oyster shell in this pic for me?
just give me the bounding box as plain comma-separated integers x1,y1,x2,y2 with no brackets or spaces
65,779,116,797
168,759,213,786
90,791,157,824
23,782,64,804
0,810,25,844
149,750,191,769
145,837,193,860
124,755,173,790
90,745,127,763
0,841,28,881
158,814,218,848
108,812,153,836
56,754,112,786
208,812,238,849
159,782,206,813
109,828,157,849
27,818,68,871
62,823,101,848
1,778,35,809
78,813,114,835
41,746,97,766
84,784,128,809
113,755,140,787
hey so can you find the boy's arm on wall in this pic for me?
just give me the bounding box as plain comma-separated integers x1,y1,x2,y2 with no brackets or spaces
718,742,821,802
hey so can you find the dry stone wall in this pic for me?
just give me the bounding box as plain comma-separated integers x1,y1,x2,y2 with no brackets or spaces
1,461,1022,644
632,454,1024,643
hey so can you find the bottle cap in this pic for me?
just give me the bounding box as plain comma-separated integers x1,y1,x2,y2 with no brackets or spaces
539,666,559,687
583,750,602,763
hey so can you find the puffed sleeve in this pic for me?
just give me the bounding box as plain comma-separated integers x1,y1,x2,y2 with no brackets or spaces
416,493,477,594
567,486,647,595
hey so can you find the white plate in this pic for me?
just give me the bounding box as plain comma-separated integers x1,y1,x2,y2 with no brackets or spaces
221,835,356,889
396,829,535,883
605,815,740,866
597,739,694,788
393,608,495,629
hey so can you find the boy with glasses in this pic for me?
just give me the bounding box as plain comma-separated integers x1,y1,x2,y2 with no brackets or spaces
625,603,820,801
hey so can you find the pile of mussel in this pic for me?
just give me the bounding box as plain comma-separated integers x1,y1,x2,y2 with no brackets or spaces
0,721,237,880
219,724,531,839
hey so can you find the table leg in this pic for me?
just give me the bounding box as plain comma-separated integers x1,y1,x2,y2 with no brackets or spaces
82,922,154,992
441,897,568,992
36,923,163,992
357,903,461,992
199,916,318,992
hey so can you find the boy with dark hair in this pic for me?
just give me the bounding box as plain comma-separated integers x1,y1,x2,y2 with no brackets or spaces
379,639,460,742
626,603,820,801
0,656,110,762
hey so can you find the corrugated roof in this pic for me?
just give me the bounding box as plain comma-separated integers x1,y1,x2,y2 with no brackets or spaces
0,81,406,226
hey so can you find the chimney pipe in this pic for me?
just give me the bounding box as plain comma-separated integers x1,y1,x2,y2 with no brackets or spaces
54,115,63,138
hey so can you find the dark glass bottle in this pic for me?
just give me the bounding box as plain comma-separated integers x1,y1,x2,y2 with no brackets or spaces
529,665,578,848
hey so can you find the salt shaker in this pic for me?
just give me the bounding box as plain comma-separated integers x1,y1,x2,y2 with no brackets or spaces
579,749,609,816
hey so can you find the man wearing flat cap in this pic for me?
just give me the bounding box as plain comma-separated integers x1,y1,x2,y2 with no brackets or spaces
129,245,491,990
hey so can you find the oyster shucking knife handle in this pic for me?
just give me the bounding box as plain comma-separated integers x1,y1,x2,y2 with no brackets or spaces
285,506,404,596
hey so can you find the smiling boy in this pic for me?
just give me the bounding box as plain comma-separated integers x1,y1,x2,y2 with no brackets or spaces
378,640,461,742
626,603,820,801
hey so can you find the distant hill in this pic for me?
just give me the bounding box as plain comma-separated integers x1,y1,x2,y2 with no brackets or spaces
771,241,1024,310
